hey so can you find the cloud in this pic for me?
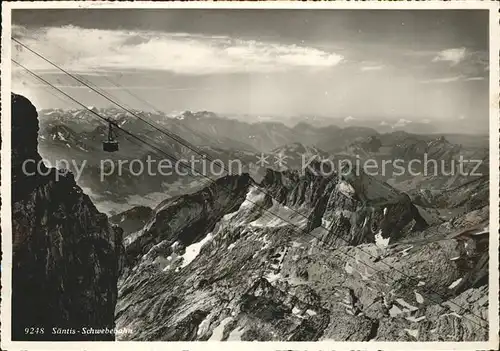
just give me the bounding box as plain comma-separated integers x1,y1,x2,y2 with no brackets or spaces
407,47,488,75
14,83,197,91
420,75,465,84
360,65,383,71
344,116,356,123
393,119,412,128
464,76,485,81
420,75,487,84
12,25,344,76
432,47,467,65
30,69,115,77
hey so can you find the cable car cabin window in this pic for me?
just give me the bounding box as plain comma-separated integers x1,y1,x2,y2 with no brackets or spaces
103,140,119,152
103,120,119,152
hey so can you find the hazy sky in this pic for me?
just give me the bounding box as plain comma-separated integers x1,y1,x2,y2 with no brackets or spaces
11,9,489,132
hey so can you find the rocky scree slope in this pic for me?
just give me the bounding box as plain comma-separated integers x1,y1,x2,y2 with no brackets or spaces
116,159,489,341
11,94,124,341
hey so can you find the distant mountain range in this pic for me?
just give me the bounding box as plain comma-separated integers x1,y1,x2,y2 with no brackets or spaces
36,108,488,216
217,112,489,136
38,108,488,153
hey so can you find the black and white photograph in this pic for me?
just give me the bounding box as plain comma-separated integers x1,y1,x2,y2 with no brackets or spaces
1,2,499,350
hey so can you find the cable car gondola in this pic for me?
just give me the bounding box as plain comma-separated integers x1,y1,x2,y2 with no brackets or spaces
103,119,119,152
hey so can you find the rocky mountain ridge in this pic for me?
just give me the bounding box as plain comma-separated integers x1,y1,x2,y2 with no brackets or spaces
114,155,489,341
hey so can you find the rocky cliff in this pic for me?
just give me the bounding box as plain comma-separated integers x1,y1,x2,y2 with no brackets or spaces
11,94,124,341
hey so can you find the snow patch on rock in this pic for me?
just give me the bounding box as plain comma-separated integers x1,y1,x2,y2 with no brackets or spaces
227,326,245,341
396,298,418,312
414,291,425,304
239,186,266,210
264,271,281,283
209,317,233,341
337,181,356,198
306,309,317,316
406,315,426,323
389,305,404,317
448,278,462,289
57,131,67,141
404,328,419,339
181,232,213,268
374,230,390,248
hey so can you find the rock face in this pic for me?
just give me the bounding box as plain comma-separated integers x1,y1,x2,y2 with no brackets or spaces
115,152,488,341
11,94,124,341
109,206,153,237
123,174,252,269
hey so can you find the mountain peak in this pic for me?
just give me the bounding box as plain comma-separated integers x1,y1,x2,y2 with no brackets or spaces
11,93,124,341
169,110,219,120
11,93,42,182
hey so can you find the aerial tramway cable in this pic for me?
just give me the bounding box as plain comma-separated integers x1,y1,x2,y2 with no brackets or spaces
13,38,225,170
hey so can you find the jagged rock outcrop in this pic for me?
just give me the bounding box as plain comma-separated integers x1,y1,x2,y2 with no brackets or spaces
122,174,252,269
11,94,124,341
261,165,428,246
112,161,491,342
110,205,153,237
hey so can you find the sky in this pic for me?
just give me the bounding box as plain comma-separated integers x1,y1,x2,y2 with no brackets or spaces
11,9,490,133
